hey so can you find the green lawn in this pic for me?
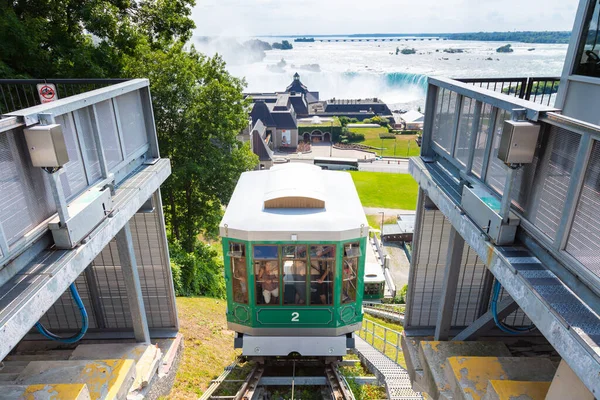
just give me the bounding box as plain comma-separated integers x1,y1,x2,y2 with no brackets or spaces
350,171,418,210
348,127,420,157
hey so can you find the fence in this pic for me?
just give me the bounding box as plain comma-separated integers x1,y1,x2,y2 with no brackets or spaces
0,79,130,115
456,77,560,107
358,318,404,365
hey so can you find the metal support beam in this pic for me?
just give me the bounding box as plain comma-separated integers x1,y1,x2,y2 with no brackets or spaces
83,264,106,330
452,297,519,341
434,226,465,340
91,104,110,179
403,188,425,328
49,169,70,223
116,222,150,343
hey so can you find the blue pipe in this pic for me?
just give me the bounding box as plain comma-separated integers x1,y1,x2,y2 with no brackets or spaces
491,280,535,334
35,283,89,343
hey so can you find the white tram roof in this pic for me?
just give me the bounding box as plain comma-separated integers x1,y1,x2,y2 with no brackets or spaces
364,262,385,283
220,163,368,242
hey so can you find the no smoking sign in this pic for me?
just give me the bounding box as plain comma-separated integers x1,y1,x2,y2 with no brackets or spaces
36,83,58,104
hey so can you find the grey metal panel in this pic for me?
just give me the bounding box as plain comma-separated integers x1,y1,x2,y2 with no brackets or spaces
470,103,493,178
432,89,457,153
115,91,149,157
73,107,102,184
566,139,600,279
0,129,55,246
55,113,88,200
524,126,581,239
406,208,489,329
454,97,475,165
93,100,123,170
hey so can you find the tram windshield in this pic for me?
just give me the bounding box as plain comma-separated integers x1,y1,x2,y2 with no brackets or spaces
310,245,335,305
342,243,360,304
230,242,248,304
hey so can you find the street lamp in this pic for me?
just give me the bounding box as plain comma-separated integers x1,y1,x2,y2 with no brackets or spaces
379,211,384,233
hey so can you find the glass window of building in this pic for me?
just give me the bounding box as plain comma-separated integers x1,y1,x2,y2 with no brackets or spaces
309,245,335,305
282,245,308,305
229,242,248,304
575,0,600,78
342,243,360,304
254,245,280,305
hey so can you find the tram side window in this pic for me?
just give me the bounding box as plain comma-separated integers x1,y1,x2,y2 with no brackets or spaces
310,245,335,305
282,245,308,305
254,245,280,305
230,242,248,304
342,243,360,304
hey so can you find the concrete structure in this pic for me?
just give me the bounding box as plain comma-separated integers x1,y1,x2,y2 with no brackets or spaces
0,79,180,398
402,1,600,398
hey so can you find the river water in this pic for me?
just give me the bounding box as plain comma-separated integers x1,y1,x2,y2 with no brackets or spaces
196,37,568,110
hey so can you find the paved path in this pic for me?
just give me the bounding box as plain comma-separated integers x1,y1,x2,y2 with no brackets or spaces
354,336,422,400
382,242,410,288
276,143,377,161
359,160,409,173
363,207,416,216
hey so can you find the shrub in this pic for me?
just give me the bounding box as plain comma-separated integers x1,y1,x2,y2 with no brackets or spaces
379,133,396,139
169,237,226,298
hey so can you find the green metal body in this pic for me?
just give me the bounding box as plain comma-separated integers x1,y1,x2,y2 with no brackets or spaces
222,238,366,333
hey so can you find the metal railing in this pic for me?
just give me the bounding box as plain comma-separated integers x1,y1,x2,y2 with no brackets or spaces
421,76,600,298
0,78,130,115
358,318,403,365
456,77,560,106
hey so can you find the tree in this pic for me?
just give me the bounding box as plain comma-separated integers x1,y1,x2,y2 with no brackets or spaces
1,0,258,255
124,42,258,250
0,0,195,78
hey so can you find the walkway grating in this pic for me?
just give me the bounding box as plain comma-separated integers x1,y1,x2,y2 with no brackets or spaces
354,336,422,400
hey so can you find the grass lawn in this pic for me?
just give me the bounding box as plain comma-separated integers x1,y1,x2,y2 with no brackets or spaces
350,171,418,210
361,314,407,369
348,126,420,157
169,297,239,399
366,214,398,232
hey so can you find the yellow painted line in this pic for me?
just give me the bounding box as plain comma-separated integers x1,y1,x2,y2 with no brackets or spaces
23,383,88,399
77,359,134,400
447,356,506,400
489,380,551,400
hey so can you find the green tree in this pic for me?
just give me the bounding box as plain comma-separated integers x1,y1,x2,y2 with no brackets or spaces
124,42,258,250
1,0,259,292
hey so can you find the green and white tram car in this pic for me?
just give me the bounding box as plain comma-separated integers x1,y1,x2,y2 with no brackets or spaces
363,262,386,301
220,163,368,357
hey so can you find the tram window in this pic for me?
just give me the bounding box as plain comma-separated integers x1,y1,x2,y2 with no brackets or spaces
342,243,359,304
230,242,248,304
575,0,600,78
310,245,335,305
254,245,279,305
282,245,308,305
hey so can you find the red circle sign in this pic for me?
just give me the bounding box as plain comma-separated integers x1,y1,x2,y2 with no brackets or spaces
39,85,55,100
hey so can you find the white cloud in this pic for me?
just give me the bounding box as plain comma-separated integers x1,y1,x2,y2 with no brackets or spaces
191,0,579,36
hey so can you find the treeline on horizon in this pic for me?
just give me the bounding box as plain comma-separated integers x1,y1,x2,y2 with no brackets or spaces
273,31,571,44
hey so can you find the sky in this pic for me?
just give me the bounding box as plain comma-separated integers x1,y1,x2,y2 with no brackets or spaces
191,0,579,37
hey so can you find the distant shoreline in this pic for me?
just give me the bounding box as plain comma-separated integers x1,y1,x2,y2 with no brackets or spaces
253,31,571,44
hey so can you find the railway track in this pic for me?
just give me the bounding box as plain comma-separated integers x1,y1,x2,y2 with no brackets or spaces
200,358,356,400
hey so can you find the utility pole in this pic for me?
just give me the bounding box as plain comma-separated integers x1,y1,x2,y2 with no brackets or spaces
379,211,384,233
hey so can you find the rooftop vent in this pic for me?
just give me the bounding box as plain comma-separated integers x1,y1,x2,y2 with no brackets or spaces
263,163,325,209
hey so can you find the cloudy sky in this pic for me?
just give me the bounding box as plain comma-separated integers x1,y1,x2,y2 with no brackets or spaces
192,0,579,37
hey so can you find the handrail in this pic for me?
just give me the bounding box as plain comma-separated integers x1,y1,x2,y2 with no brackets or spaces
428,76,559,120
358,318,403,365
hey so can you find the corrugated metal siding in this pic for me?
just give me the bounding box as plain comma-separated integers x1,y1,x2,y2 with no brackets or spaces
567,140,600,278
471,104,493,178
0,129,55,246
95,100,123,170
115,91,148,156
74,107,103,184
454,97,476,165
525,126,581,239
407,203,531,329
432,89,457,154
38,206,177,333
